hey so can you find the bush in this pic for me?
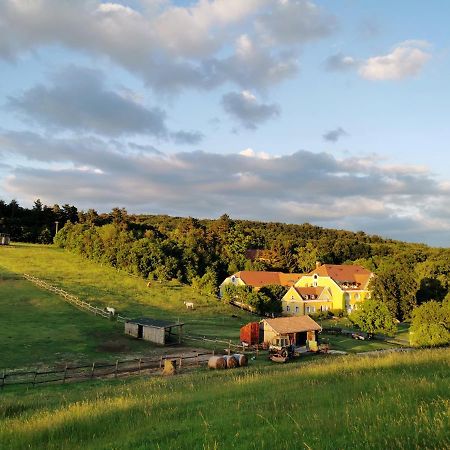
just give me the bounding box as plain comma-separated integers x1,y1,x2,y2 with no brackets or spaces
349,299,397,336
410,300,450,347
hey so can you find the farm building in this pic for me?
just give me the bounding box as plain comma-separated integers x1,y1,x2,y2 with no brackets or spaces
261,316,321,347
0,233,10,245
125,318,184,345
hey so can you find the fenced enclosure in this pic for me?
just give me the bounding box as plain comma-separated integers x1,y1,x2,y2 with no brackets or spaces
0,351,213,389
23,273,130,321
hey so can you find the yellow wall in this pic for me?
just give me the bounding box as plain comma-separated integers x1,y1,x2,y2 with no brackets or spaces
281,287,333,316
295,275,371,312
219,275,246,296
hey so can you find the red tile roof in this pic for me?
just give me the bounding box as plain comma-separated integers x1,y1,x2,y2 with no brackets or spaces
235,271,303,288
263,316,321,334
307,264,372,289
294,286,325,299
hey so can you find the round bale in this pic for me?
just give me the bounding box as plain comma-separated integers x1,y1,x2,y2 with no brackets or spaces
208,356,227,370
232,354,248,367
224,355,239,369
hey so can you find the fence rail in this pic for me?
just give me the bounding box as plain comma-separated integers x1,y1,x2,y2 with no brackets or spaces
23,273,130,321
1,351,213,389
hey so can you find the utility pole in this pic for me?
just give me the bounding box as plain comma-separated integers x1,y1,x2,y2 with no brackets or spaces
55,221,59,235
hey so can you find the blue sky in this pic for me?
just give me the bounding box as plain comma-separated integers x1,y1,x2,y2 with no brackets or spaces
0,0,449,246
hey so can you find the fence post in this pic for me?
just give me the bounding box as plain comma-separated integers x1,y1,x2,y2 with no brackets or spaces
159,356,163,369
196,352,199,367
115,360,119,378
33,371,38,388
1,370,5,390
212,349,215,356
179,357,182,369
63,364,68,384
138,358,142,374
91,362,96,379
228,340,231,356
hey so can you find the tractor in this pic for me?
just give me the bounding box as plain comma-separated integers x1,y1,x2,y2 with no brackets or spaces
268,335,294,363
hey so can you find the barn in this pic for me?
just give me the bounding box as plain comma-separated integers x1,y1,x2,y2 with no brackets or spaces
125,318,184,345
261,316,321,348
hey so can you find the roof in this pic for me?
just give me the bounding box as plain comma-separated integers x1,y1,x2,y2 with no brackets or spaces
294,286,325,299
263,316,322,334
235,271,303,288
127,318,184,329
307,264,372,289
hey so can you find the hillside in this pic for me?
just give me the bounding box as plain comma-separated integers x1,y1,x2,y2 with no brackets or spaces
1,349,448,449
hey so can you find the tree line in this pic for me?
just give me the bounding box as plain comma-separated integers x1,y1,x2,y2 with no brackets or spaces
2,199,449,344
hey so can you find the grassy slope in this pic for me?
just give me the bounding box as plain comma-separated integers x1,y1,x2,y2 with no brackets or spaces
0,271,152,369
0,244,256,368
0,349,448,450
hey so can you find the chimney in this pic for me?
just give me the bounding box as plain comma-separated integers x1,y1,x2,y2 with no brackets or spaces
315,261,321,268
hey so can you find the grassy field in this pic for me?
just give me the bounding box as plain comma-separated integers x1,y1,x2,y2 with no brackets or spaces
0,243,403,370
0,243,256,368
0,348,448,449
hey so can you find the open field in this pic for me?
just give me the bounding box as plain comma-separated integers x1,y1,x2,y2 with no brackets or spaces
0,243,256,368
0,348,448,450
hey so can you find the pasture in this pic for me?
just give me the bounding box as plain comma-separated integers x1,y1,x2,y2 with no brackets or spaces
0,243,254,369
0,348,448,449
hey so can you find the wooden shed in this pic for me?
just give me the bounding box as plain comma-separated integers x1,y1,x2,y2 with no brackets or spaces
261,316,321,347
125,318,184,345
0,234,10,246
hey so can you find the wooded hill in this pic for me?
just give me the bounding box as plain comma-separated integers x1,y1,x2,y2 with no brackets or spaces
2,199,449,321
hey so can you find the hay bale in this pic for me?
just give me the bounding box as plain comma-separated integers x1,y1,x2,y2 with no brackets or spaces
162,359,176,376
224,355,239,369
232,354,248,367
208,356,227,370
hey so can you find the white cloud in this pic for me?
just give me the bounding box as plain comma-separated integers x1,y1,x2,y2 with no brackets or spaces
359,41,431,81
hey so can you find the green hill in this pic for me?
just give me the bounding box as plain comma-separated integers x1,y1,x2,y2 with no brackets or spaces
0,349,448,450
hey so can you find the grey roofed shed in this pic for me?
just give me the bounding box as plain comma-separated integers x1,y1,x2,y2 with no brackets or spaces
124,318,184,345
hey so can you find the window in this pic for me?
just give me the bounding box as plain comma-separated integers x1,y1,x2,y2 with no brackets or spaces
295,306,299,313
355,293,360,300
311,306,316,313
305,306,310,314
321,305,328,312
313,274,318,287
286,305,290,312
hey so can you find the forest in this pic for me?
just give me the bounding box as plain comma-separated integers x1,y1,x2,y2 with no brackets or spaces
1,199,449,329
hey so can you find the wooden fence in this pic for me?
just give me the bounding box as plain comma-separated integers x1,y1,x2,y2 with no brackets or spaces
0,352,212,389
23,273,129,321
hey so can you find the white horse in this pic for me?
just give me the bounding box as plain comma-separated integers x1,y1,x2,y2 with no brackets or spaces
184,301,194,310
105,306,116,315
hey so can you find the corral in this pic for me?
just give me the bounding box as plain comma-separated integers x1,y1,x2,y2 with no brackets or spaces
125,318,184,345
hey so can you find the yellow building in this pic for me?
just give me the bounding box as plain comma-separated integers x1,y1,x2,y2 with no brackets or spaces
282,264,373,316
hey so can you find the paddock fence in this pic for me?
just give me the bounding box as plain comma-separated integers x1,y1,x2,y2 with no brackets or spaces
0,351,213,389
23,273,117,320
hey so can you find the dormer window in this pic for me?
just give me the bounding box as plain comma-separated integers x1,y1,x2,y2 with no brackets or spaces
313,273,318,287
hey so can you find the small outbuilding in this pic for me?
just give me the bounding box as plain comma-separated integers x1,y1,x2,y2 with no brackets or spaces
125,318,184,345
261,316,321,347
0,233,10,245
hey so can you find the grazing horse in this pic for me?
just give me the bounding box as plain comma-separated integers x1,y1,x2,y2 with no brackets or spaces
183,301,194,310
105,306,116,315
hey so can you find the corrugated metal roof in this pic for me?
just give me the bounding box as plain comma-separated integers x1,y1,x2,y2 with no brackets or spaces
127,318,184,328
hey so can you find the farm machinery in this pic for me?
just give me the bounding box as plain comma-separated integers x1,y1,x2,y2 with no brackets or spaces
268,335,294,363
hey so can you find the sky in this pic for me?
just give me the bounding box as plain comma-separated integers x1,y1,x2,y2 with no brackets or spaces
0,0,449,246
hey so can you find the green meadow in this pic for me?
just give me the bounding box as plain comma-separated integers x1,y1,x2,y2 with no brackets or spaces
0,243,254,369
0,349,448,450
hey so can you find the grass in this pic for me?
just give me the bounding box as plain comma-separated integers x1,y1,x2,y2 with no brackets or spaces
320,333,395,353
0,243,256,368
0,243,401,370
0,348,448,449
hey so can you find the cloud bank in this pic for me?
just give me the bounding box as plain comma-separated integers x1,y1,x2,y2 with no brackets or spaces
1,131,449,245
